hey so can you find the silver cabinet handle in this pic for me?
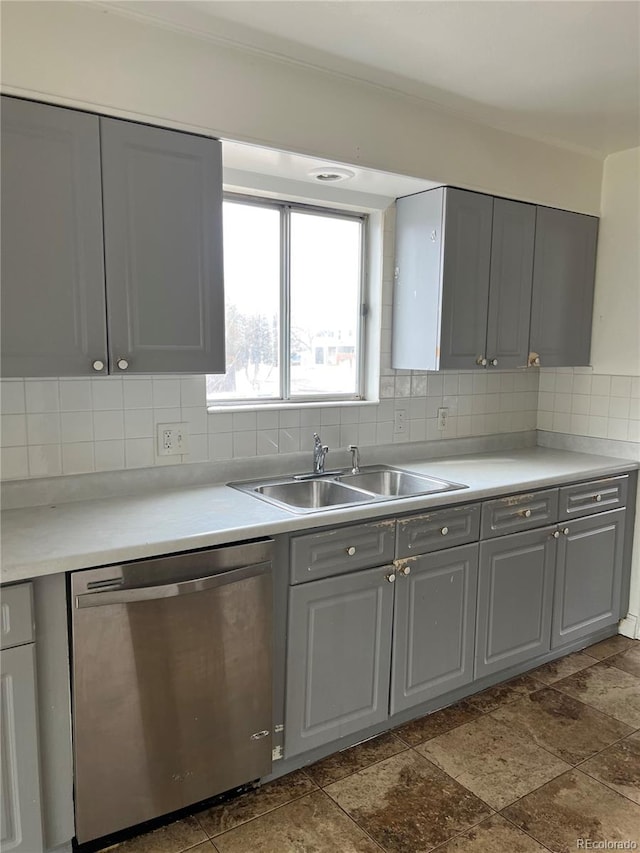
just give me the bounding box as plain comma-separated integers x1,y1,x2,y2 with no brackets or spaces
563,527,570,535
92,359,105,372
476,356,487,366
440,527,449,536
490,358,498,367
346,546,356,556
552,530,560,539
386,572,396,583
399,565,411,576
117,358,129,371
593,494,603,502
519,509,532,518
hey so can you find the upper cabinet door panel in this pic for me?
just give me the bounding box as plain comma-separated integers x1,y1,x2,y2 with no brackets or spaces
1,97,107,377
529,206,598,367
485,199,535,369
439,189,493,370
101,119,225,374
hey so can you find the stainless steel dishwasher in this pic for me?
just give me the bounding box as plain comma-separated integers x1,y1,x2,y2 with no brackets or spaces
70,539,273,844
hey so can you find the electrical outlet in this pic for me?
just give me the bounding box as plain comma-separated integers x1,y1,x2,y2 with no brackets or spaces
157,423,189,456
394,409,406,434
437,407,449,431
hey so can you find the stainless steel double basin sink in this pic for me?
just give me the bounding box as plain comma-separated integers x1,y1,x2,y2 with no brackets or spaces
230,466,467,513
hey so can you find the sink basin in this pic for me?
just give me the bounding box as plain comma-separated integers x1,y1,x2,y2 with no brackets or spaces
337,467,464,497
253,479,369,510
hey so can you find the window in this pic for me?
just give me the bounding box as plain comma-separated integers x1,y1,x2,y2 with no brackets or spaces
207,195,366,405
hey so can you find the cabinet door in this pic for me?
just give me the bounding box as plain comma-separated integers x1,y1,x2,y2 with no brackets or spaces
485,198,535,369
285,566,394,757
0,644,43,853
440,189,493,370
391,544,478,714
552,509,625,648
529,206,598,367
101,119,225,374
476,528,556,678
1,96,107,377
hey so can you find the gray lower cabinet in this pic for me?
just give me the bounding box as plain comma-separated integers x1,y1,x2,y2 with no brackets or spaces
1,96,108,377
390,544,478,714
285,565,394,758
0,644,43,852
529,205,598,367
476,527,556,678
101,119,225,375
552,509,626,648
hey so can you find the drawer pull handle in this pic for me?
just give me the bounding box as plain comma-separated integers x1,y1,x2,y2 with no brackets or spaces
552,530,560,539
563,527,570,536
346,546,357,556
386,572,396,583
399,565,411,576
519,509,532,518
440,527,449,536
593,494,603,502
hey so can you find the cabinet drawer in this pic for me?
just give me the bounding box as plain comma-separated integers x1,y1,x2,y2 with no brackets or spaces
559,476,628,519
1,583,34,650
481,489,559,539
396,504,480,557
290,521,396,584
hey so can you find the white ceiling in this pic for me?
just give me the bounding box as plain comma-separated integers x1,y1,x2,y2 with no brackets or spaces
106,0,640,158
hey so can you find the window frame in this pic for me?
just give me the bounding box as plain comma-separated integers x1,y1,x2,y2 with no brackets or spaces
208,192,368,407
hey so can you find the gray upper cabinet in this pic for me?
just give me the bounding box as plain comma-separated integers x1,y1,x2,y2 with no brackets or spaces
101,118,225,375
1,97,225,377
1,96,108,377
529,206,598,367
485,198,536,369
392,187,536,371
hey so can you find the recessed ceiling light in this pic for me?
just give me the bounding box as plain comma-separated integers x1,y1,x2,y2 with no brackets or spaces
308,167,356,183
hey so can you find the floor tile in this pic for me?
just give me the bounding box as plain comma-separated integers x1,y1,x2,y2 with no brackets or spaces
431,815,547,853
490,686,632,764
580,731,640,805
417,714,570,810
584,635,636,660
212,790,381,853
502,769,640,853
196,769,316,837
554,662,640,728
608,644,640,678
325,749,492,853
465,674,545,714
111,816,207,853
394,701,481,747
530,651,596,685
306,732,407,786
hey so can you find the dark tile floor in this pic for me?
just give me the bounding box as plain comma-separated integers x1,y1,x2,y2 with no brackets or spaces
106,636,640,853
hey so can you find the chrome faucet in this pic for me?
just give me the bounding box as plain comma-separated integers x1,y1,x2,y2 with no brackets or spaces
348,444,360,474
313,433,329,474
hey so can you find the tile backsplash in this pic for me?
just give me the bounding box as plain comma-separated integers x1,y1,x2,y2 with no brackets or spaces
537,368,640,443
0,370,539,480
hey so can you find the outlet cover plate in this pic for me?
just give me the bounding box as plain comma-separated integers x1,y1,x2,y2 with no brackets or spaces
157,423,189,456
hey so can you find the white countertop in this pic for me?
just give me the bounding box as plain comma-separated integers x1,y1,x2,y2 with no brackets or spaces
1,447,637,584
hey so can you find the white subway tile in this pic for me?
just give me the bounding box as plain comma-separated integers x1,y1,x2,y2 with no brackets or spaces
93,411,124,442
25,380,59,413
553,412,571,432
572,374,592,396
208,433,232,461
280,408,301,429
257,429,279,456
320,408,340,426
209,412,234,433
411,375,428,396
340,424,359,446
257,411,279,430
409,419,426,442
62,443,95,475
359,422,377,445
152,378,181,408
457,415,472,436
443,374,459,395
1,414,26,447
538,371,556,393
0,380,26,414
608,397,630,419
1,447,28,479
486,373,501,394
123,379,153,409
59,379,92,412
92,378,124,411
340,406,360,425
610,376,632,398
125,438,154,469
428,374,445,396
185,433,208,463
458,374,474,395
555,374,573,394
607,419,629,441
570,414,589,436
182,406,207,435
571,395,590,415
124,409,153,439
591,375,612,396
587,416,608,438
61,412,94,443
553,393,572,414
28,444,62,477
537,411,553,431
589,395,610,417
234,430,257,457
180,376,206,408
628,398,640,420
233,411,257,432
153,407,182,426
27,413,61,445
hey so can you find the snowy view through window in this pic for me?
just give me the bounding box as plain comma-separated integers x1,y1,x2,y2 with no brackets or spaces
207,199,363,403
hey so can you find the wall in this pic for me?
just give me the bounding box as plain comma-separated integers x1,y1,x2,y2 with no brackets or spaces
0,1,602,213
0,209,539,480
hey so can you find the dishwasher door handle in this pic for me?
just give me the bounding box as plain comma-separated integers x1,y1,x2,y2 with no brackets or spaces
75,561,271,608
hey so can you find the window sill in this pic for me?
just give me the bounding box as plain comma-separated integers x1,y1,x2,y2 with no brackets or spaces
207,399,380,414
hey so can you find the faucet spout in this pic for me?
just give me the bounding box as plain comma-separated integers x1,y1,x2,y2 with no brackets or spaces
313,433,329,474
348,444,360,474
